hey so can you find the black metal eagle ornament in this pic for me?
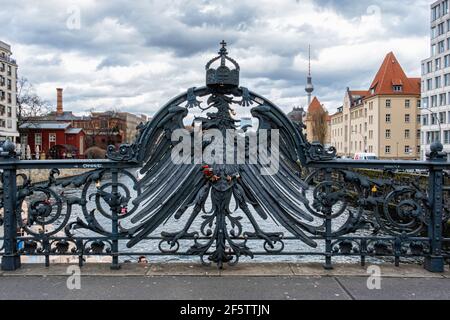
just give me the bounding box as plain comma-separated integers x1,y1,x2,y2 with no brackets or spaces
108,41,337,268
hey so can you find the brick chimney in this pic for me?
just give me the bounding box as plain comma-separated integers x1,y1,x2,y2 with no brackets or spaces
56,88,63,115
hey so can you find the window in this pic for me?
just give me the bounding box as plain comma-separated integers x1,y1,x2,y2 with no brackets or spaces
445,74,450,86
405,114,410,123
386,99,391,108
49,133,56,143
440,111,447,124
427,79,433,90
436,76,442,88
445,55,450,68
405,129,410,139
405,100,410,108
439,40,445,53
432,95,438,107
428,61,433,72
432,44,437,56
369,115,373,124
440,93,447,106
417,129,421,139
404,145,411,154
369,130,373,139
432,26,437,38
432,113,438,125
423,114,429,125
386,129,391,139
436,58,442,70
422,97,429,109
427,131,441,144
439,22,445,36
35,133,42,146
432,5,439,21
393,85,402,92
445,130,450,144
7,106,11,117
386,114,391,123
385,146,391,154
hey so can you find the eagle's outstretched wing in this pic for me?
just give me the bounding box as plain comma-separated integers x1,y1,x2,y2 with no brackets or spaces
235,101,318,248
124,98,205,248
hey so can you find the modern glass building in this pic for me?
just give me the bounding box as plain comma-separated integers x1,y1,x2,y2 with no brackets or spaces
421,0,450,160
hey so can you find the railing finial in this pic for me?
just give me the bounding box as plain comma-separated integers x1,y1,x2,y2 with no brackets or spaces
426,141,447,161
0,140,17,159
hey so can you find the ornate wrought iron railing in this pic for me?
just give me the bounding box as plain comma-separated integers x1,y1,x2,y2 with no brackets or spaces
0,142,448,272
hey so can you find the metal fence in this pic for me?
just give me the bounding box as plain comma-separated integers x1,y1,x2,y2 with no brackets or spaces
0,140,448,272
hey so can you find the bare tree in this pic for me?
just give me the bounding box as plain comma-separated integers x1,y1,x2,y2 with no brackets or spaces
16,77,50,126
310,106,329,146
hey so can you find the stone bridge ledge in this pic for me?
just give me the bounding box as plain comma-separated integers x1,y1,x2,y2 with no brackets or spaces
1,263,449,278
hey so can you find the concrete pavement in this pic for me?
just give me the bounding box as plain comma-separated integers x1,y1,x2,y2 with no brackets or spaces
0,263,449,300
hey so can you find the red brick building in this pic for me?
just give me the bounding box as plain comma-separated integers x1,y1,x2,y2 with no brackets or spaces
26,88,148,151
19,122,85,159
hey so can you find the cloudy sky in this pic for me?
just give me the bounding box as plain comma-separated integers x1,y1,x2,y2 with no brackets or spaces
1,0,431,116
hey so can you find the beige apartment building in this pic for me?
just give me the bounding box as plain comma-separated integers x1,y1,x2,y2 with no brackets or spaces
330,52,421,160
0,40,19,142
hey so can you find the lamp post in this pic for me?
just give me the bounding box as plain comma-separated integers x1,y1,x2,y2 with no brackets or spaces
422,107,442,143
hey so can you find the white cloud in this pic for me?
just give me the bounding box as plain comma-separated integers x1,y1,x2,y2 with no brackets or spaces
1,0,430,116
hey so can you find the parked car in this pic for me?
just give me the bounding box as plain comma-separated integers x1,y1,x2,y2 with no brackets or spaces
353,152,378,160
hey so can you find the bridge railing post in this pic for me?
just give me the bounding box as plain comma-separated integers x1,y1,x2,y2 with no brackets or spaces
110,168,121,270
1,141,21,271
424,142,447,273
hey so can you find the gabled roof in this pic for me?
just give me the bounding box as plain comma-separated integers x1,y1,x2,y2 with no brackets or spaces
66,128,83,134
308,97,324,113
19,122,70,130
369,52,419,96
349,90,369,98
